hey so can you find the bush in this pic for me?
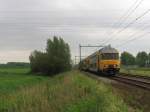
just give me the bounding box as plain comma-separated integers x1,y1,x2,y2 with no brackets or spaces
29,36,71,75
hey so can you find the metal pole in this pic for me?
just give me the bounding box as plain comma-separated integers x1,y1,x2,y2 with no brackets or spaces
79,44,105,63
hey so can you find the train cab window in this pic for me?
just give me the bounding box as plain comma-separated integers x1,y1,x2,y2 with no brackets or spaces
101,53,119,60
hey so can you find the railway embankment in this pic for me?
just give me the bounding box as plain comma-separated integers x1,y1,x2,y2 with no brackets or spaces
83,71,150,112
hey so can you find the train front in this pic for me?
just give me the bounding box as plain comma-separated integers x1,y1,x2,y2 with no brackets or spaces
99,46,120,75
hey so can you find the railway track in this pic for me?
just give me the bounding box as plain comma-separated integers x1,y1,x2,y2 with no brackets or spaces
112,75,150,90
119,73,150,80
84,71,150,90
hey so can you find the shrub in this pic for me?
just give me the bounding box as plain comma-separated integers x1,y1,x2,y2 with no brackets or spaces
29,36,71,75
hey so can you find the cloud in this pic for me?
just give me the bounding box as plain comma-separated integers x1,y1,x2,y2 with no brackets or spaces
0,0,149,63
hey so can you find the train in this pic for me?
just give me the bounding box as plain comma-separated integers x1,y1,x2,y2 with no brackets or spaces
79,45,120,75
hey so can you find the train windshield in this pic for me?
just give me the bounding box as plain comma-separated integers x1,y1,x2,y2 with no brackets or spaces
101,53,119,60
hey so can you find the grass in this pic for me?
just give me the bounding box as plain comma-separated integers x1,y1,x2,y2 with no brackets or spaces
121,67,150,77
0,67,139,112
112,82,150,112
0,67,48,95
0,67,30,74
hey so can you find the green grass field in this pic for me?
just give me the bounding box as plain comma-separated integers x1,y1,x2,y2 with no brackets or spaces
0,67,30,74
121,67,150,77
0,67,47,94
0,67,141,112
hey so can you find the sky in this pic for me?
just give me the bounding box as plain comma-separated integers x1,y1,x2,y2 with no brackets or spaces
0,0,150,63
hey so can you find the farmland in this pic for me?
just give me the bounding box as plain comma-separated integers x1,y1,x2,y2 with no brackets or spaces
0,67,47,94
0,67,134,112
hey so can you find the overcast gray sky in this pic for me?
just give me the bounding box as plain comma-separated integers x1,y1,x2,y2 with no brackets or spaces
0,0,150,63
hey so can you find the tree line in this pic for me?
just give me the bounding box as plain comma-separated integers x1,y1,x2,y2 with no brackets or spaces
121,51,150,67
29,36,71,75
0,62,30,68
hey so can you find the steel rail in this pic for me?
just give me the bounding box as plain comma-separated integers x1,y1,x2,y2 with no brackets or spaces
119,73,150,80
111,75,150,90
83,71,150,91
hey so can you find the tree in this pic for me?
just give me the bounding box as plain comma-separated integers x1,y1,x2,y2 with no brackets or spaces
147,53,150,67
148,53,150,62
29,36,71,75
46,36,71,73
136,51,148,67
120,51,135,66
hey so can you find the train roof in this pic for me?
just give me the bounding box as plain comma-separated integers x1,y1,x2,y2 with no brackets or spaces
80,45,118,62
99,45,118,53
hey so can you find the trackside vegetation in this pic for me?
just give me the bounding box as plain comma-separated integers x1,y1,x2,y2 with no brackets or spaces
0,68,132,112
121,67,150,77
29,36,71,75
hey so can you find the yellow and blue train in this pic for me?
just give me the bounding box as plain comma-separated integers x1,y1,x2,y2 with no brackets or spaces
79,45,120,75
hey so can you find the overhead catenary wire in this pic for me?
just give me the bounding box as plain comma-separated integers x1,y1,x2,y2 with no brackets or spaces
101,0,145,45
116,0,144,27
116,9,150,34
92,8,149,53
115,31,150,48
105,0,140,34
114,18,150,48
102,9,150,45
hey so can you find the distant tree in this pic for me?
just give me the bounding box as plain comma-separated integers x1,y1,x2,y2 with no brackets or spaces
136,51,148,67
29,36,71,75
148,53,150,61
120,51,135,66
0,62,30,68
